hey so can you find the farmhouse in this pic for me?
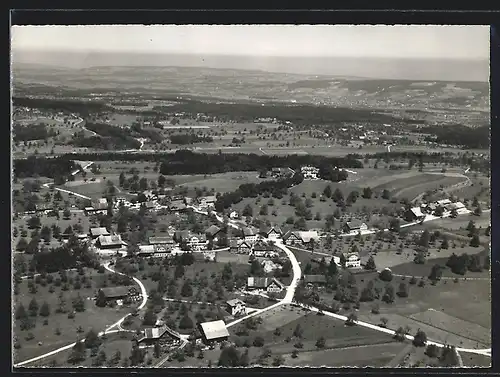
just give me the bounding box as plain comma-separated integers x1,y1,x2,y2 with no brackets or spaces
301,166,320,180
344,253,361,269
205,225,222,240
90,227,111,239
197,195,217,208
98,286,140,302
270,167,294,179
247,277,284,293
137,325,170,345
251,240,273,257
34,203,53,213
266,226,283,240
168,200,187,212
343,220,368,234
96,234,126,250
298,230,320,244
226,299,247,316
149,236,175,247
283,231,302,246
241,227,258,243
303,274,327,286
230,240,252,254
406,207,426,222
198,320,230,344
138,244,171,258
187,234,208,251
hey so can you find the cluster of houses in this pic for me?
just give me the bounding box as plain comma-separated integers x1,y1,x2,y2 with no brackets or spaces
301,166,320,180
406,199,469,222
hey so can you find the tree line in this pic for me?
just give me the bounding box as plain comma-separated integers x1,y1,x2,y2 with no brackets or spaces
420,124,489,149
14,155,77,179
13,124,57,142
169,133,214,145
72,122,141,150
13,97,110,116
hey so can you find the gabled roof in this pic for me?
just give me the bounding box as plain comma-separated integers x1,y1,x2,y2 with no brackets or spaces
98,234,123,247
90,227,110,236
303,274,327,284
253,240,271,252
298,231,320,243
410,207,425,217
199,320,230,340
283,230,301,241
99,286,136,298
267,226,282,235
205,225,221,237
141,325,168,340
226,298,245,307
346,220,364,229
199,195,217,203
242,227,255,237
149,236,174,245
247,277,284,289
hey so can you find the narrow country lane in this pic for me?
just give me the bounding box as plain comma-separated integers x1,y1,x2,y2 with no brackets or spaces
14,262,149,367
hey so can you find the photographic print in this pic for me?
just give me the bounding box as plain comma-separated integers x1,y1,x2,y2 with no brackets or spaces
11,23,491,368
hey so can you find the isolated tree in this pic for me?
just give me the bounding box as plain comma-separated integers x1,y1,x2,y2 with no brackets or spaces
142,308,157,326
218,346,241,367
315,337,326,349
84,329,101,349
394,327,406,342
429,264,443,282
470,234,480,247
68,341,86,364
181,280,193,297
362,187,373,199
382,284,395,303
425,344,440,358
15,304,28,320
397,282,409,298
39,301,51,317
413,329,427,347
379,269,393,282
323,185,332,198
16,238,28,252
365,256,376,271
28,297,39,317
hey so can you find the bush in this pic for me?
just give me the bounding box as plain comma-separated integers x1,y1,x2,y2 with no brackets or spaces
253,336,265,347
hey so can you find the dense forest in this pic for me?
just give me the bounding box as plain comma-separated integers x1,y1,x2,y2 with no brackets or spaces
13,97,110,115
14,156,76,179
160,99,400,125
421,125,489,149
13,124,57,142
169,133,214,145
71,122,141,150
215,172,305,212
158,151,363,175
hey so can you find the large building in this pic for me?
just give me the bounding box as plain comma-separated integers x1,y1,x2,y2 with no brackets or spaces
247,277,284,293
198,320,230,344
96,234,126,250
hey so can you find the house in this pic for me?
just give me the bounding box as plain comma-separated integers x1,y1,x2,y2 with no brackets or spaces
230,240,252,254
149,236,175,247
98,286,140,302
169,200,187,212
406,207,426,222
34,203,53,213
205,225,222,239
282,230,302,246
226,299,247,316
137,325,170,345
197,195,217,208
266,226,283,240
241,227,258,243
198,320,230,344
251,240,272,257
303,274,327,286
301,166,320,180
90,227,110,239
247,277,284,293
437,199,452,206
345,253,361,269
298,231,320,244
343,220,368,234
187,234,208,252
96,234,125,249
138,245,155,257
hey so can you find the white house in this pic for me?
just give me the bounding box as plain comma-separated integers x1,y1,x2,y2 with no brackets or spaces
345,253,361,269
241,227,258,243
226,299,246,316
266,226,283,240
301,166,320,180
229,211,239,220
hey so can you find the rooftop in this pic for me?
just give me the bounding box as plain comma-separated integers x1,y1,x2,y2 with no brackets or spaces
90,227,110,236
199,320,230,340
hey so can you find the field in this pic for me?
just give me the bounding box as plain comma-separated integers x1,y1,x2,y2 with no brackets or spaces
13,268,137,363
227,305,398,366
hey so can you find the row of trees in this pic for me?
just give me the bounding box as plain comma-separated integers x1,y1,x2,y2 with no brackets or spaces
13,124,57,142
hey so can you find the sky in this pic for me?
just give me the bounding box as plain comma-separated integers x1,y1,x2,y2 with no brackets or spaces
11,25,489,60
